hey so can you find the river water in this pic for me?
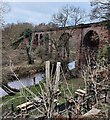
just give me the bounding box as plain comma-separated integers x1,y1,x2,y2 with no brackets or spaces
0,73,44,97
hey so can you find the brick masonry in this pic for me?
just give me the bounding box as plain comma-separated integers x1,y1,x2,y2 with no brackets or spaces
33,21,109,64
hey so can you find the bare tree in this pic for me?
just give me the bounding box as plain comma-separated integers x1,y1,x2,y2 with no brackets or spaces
5,59,80,119
2,22,34,66
81,53,109,106
0,2,10,27
11,28,35,64
6,60,62,119
52,5,86,27
45,32,71,62
69,6,86,26
35,22,58,31
90,0,110,21
52,5,70,27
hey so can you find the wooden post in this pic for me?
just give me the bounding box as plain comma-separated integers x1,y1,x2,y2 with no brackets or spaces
11,102,14,112
45,61,50,92
55,62,61,92
56,62,61,82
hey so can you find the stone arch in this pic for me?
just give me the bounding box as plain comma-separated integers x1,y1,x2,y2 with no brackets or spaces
81,30,100,64
39,34,43,45
35,34,38,46
59,32,72,59
83,30,99,50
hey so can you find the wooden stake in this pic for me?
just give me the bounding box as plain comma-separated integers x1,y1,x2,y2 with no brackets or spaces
55,62,61,92
45,61,50,92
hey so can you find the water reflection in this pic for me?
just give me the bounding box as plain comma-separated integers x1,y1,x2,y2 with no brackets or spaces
0,87,8,97
0,73,44,97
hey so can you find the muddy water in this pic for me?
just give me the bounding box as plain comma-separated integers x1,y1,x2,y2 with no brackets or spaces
0,73,44,97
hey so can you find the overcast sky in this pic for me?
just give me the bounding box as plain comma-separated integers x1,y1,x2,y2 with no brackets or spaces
4,2,91,26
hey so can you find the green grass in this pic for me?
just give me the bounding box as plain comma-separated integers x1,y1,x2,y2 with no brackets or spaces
0,80,45,115
59,78,84,103
1,78,85,115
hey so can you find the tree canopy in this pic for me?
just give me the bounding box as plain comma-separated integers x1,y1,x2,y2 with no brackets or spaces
11,28,34,64
11,28,32,49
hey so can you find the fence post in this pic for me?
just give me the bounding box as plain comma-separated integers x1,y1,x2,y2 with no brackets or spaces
55,62,61,92
45,61,51,93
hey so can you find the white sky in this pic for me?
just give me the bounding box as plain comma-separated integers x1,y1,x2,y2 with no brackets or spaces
4,2,91,26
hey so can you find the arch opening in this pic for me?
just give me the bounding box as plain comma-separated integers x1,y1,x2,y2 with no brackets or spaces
83,30,99,51
81,30,100,65
35,34,38,46
39,34,43,45
59,33,71,60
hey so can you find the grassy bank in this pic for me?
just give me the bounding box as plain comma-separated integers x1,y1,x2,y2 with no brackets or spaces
1,78,84,115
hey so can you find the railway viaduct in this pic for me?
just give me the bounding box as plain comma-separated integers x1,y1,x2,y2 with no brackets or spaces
33,21,109,66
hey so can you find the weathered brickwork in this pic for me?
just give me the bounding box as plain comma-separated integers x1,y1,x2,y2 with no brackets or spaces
34,21,109,64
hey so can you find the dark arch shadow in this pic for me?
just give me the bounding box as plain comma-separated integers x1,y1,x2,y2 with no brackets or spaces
39,34,43,45
83,30,99,50
81,30,100,65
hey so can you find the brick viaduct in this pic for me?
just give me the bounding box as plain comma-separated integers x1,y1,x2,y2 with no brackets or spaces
33,21,109,65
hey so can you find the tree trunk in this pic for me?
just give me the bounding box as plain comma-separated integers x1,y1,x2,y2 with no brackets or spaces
26,47,34,64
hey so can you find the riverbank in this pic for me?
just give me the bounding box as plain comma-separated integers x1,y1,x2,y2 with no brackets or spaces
2,60,45,84
1,78,84,115
2,57,70,84
1,78,109,119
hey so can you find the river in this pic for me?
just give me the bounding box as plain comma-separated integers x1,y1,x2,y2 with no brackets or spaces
0,73,44,97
